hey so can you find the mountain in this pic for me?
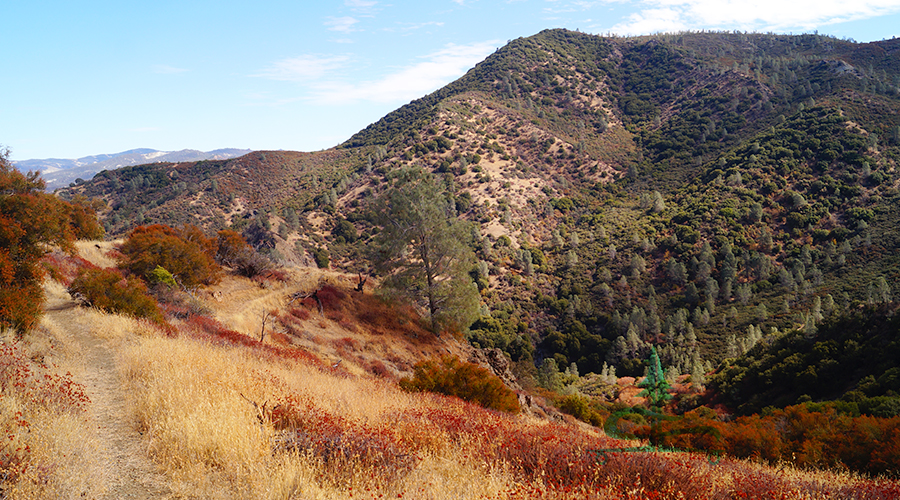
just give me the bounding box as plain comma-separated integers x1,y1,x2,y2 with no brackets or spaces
15,148,252,190
59,29,900,413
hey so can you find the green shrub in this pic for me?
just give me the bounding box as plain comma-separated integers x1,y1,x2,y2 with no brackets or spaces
311,247,330,268
400,355,520,413
147,265,177,288
556,393,606,426
68,267,164,323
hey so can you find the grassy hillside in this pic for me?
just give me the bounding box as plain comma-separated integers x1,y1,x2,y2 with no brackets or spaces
2,243,899,498
55,29,900,417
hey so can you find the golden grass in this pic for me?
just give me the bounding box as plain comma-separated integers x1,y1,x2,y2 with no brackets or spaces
74,239,121,269
11,252,897,499
113,324,534,498
0,324,106,499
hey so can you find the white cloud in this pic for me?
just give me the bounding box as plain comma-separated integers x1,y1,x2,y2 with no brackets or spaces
311,40,500,105
610,7,687,35
253,55,351,82
610,0,900,35
325,16,360,33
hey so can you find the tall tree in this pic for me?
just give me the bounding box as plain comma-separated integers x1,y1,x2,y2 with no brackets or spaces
372,167,480,334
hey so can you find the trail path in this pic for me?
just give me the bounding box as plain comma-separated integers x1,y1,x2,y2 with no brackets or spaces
44,293,172,499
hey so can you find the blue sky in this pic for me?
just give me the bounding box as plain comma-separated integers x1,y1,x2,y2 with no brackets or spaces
3,0,900,161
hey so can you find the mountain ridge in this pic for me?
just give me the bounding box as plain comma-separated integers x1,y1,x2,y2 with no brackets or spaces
57,28,900,413
14,148,252,190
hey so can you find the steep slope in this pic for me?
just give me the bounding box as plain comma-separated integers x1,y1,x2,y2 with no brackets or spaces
57,29,900,399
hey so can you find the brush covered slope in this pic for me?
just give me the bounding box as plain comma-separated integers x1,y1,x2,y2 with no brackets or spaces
58,30,900,415
3,243,898,499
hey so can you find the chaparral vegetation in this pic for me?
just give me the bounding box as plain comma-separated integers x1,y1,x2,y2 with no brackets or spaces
5,27,900,499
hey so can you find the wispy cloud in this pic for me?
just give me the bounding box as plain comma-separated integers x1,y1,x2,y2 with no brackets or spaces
345,0,377,7
153,64,188,74
383,21,446,33
253,55,351,82
609,0,900,35
345,0,378,15
325,16,361,33
310,40,500,105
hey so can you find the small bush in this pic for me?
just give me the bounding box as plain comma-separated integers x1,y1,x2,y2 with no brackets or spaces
217,229,274,278
289,307,311,321
311,247,330,268
119,224,220,287
400,355,520,413
556,393,607,426
316,285,345,310
68,267,164,323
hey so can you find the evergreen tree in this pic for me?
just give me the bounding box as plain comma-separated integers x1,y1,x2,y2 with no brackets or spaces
373,167,480,334
637,346,672,409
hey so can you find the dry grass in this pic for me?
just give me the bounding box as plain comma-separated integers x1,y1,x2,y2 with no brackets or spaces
6,246,897,499
116,329,522,498
74,239,121,269
0,320,105,499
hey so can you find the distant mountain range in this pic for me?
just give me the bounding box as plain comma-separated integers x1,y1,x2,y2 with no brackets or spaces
14,148,252,190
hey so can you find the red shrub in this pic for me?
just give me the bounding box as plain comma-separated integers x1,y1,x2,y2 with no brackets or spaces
316,284,345,311
289,307,310,321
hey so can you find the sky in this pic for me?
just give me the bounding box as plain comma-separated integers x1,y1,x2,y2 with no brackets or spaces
3,0,900,161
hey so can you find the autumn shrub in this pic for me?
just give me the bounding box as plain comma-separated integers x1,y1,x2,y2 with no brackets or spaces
400,355,520,413
316,284,345,310
0,149,91,333
68,267,165,323
635,403,900,476
118,224,220,287
65,194,105,240
216,229,273,278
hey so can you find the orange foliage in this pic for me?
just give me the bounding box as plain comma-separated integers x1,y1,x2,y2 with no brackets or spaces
0,149,94,332
118,224,220,287
638,404,900,475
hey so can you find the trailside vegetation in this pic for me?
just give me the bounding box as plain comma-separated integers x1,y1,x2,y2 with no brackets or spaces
399,355,520,413
0,147,102,333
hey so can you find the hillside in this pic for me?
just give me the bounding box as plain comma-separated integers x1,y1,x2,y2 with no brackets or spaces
57,29,900,411
2,243,898,498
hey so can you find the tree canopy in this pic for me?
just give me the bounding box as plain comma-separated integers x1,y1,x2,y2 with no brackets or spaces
372,167,480,334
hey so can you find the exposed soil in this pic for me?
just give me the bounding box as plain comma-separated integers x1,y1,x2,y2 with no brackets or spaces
44,292,172,499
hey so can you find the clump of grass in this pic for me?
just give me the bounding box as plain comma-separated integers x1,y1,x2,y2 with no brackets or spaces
0,328,105,499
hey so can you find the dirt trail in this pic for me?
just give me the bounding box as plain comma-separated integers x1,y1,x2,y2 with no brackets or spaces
44,293,172,499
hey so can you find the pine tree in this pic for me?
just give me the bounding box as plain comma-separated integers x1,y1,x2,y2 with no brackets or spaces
373,167,480,334
637,346,672,409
